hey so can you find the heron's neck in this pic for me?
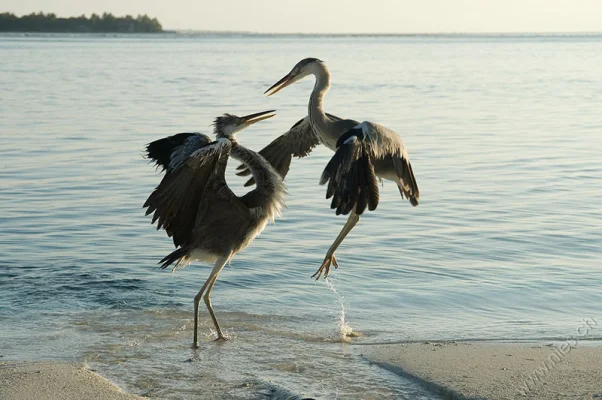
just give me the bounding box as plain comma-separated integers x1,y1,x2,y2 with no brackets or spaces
308,66,331,135
231,144,279,191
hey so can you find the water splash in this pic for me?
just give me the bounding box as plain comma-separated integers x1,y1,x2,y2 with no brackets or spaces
208,327,235,341
325,278,354,339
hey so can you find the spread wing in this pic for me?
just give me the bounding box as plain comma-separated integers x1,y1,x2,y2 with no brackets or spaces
320,121,419,216
144,138,239,247
236,113,343,186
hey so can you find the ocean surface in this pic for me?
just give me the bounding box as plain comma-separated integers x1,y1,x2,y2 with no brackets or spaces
1,33,601,399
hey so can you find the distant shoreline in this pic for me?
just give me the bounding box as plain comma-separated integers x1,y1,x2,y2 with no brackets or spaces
0,12,162,33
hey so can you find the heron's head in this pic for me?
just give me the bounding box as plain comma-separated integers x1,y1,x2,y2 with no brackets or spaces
265,57,326,96
213,110,276,139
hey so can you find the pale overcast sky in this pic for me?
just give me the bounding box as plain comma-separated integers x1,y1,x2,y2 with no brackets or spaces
2,0,601,33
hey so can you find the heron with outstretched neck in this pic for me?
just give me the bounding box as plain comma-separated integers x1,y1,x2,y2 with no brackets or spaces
237,58,419,280
144,110,285,348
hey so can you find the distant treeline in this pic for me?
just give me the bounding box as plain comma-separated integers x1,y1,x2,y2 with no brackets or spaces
0,12,163,33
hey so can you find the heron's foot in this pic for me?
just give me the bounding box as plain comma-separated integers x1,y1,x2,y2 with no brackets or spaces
213,329,229,341
312,254,339,280
193,341,200,349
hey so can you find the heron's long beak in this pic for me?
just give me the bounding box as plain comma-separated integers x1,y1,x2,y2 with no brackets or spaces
242,110,276,126
264,73,297,97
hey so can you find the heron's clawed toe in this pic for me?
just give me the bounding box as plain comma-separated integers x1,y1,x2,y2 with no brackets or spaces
214,335,228,342
312,254,338,280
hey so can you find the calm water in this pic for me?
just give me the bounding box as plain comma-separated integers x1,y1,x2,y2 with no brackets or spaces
1,33,602,399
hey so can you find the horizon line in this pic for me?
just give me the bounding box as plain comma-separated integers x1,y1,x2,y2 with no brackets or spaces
166,30,602,36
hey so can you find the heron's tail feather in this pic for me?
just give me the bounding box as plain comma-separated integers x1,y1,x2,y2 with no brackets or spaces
159,247,189,270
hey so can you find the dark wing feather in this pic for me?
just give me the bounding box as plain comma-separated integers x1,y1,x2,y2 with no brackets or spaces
236,113,343,186
145,132,212,174
320,127,379,216
339,121,419,208
143,138,232,247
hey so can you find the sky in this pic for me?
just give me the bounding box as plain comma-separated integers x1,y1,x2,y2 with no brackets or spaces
2,0,602,33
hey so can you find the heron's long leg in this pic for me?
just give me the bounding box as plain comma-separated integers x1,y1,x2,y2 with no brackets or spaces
193,255,230,348
312,212,360,280
204,268,228,341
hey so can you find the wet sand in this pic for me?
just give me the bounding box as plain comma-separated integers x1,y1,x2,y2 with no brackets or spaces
3,341,601,399
0,361,142,400
360,341,602,399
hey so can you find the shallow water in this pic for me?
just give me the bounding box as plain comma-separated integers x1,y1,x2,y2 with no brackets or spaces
1,33,602,398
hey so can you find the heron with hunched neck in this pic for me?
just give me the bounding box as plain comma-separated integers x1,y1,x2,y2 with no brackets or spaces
144,110,285,348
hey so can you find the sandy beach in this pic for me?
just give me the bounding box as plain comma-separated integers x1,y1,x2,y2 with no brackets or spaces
3,342,600,400
360,341,602,399
0,361,142,400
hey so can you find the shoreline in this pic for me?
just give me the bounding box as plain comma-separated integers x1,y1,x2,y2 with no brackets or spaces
0,361,143,400
3,340,601,399
359,341,602,399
